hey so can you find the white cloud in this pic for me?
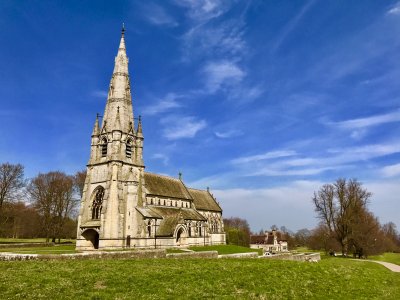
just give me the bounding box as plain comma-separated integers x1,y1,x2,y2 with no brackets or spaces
91,90,108,98
381,163,400,177
152,153,170,166
214,180,322,231
174,0,231,22
332,109,400,130
203,60,245,93
142,3,178,27
214,129,242,139
232,150,297,164
271,0,316,53
387,2,400,15
142,93,182,115
161,116,207,140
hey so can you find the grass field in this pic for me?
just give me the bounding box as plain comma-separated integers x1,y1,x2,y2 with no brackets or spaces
189,244,263,255
0,257,399,299
370,253,400,266
0,244,77,254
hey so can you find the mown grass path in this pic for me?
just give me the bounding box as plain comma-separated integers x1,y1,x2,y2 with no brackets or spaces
1,258,399,299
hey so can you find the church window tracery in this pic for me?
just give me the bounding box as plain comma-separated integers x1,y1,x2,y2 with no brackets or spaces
92,187,104,219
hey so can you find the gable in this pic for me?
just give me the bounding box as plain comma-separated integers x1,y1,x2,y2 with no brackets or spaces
188,188,222,212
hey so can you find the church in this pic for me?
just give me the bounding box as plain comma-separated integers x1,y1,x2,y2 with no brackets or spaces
76,28,226,250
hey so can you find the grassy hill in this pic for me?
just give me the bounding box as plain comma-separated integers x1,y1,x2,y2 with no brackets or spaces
1,257,399,299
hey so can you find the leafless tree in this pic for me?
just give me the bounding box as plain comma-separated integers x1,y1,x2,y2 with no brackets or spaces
27,172,78,242
312,178,372,255
74,170,86,199
0,163,25,221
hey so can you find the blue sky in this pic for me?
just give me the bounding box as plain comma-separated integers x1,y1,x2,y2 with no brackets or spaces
0,0,399,232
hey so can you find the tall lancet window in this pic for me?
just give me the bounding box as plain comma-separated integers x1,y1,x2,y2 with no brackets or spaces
101,138,108,157
126,139,132,158
92,187,105,220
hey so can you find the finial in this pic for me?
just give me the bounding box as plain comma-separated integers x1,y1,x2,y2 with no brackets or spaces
122,23,125,35
207,187,210,192
117,106,120,113
138,115,141,122
179,172,182,180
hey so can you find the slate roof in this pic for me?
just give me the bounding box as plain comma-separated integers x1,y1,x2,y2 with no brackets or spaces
139,207,206,237
144,172,192,200
188,188,222,212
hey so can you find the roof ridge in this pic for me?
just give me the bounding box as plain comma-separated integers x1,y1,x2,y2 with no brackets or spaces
144,171,180,181
187,187,208,192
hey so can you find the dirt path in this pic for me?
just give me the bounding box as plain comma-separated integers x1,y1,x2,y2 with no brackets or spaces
353,259,400,272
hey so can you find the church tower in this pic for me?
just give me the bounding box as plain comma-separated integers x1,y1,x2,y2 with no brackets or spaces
76,27,145,250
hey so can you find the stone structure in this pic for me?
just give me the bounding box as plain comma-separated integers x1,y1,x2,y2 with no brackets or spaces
76,28,226,250
250,230,288,253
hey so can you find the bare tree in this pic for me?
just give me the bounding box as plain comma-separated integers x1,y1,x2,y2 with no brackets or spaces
27,172,77,243
0,163,25,221
312,178,372,255
74,170,86,199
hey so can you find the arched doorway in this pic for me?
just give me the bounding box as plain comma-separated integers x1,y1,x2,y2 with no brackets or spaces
82,229,100,249
175,226,187,247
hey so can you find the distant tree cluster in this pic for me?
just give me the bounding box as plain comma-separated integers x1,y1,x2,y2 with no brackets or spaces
0,162,86,241
224,217,251,247
254,179,399,258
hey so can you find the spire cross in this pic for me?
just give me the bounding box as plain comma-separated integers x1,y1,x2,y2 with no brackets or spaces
122,23,125,35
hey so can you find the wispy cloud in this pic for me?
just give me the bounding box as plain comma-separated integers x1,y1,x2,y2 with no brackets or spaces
215,129,242,139
331,109,400,129
161,115,207,140
91,90,108,98
387,2,400,15
152,153,170,166
142,93,183,115
203,60,245,93
174,0,231,22
141,3,178,27
271,0,316,53
381,163,400,177
232,150,297,164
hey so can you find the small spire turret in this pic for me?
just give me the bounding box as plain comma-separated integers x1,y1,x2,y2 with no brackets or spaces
136,115,143,138
92,113,100,136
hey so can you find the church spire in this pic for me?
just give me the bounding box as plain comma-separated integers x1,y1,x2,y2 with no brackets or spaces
101,27,134,134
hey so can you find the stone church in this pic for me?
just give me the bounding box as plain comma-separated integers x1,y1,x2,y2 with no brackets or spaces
76,28,226,250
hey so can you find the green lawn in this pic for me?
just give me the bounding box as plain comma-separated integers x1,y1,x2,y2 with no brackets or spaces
0,238,75,244
0,258,399,299
189,244,262,255
0,244,77,254
370,253,400,266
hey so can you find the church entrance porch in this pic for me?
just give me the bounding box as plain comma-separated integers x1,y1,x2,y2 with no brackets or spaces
82,229,99,249
174,226,188,247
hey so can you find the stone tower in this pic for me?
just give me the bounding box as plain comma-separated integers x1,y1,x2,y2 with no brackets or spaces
76,28,226,250
76,27,145,250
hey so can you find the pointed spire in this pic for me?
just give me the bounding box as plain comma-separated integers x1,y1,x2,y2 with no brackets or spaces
136,115,143,138
92,113,100,136
118,23,126,52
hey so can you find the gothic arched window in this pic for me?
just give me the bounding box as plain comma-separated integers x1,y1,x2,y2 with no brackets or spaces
126,139,132,158
92,187,104,219
101,138,108,157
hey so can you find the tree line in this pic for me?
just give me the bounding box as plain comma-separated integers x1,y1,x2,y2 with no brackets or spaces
0,162,86,242
224,178,399,257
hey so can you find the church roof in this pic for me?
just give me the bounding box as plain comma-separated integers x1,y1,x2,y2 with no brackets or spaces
144,172,192,200
136,206,206,237
188,188,222,212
